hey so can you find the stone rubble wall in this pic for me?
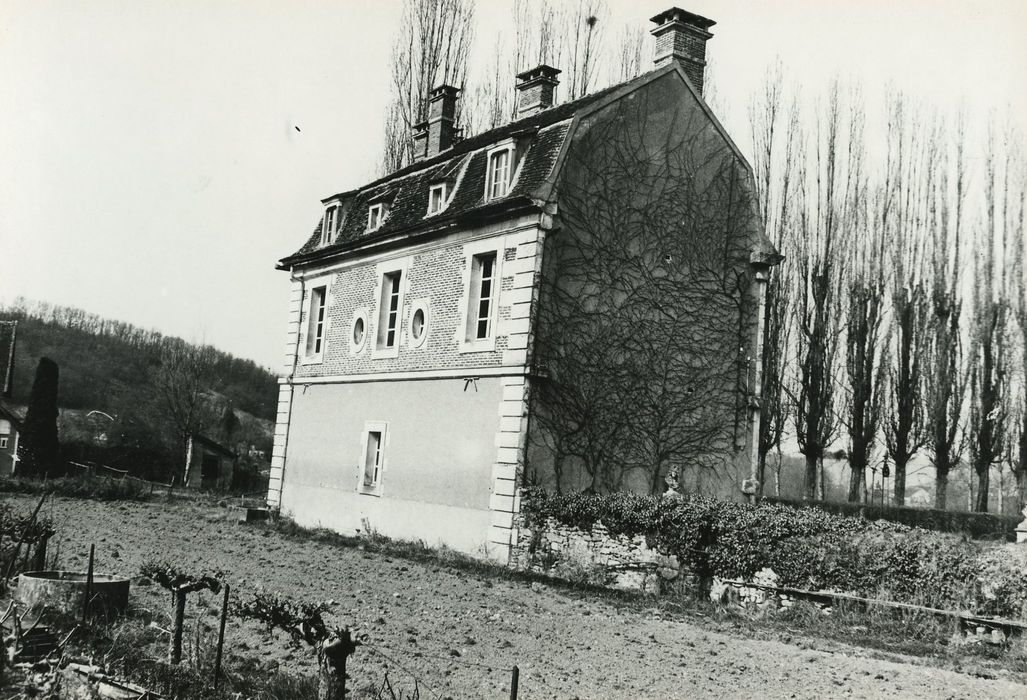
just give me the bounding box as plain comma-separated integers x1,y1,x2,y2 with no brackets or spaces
510,516,680,593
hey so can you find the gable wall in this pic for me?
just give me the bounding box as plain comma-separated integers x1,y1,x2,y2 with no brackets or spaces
528,71,763,500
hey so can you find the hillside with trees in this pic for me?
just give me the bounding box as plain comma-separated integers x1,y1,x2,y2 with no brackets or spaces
1,298,277,483
3,299,276,420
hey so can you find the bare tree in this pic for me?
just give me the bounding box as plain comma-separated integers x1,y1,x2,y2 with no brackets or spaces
924,111,970,510
881,94,931,506
1010,138,1027,510
968,119,1016,512
150,341,223,482
613,22,645,83
792,82,858,500
382,0,475,172
842,175,887,503
748,61,800,495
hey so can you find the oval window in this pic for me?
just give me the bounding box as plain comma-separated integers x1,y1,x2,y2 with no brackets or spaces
352,317,365,345
411,308,425,340
409,302,429,348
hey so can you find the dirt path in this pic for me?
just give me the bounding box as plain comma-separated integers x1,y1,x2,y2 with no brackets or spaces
10,495,1026,699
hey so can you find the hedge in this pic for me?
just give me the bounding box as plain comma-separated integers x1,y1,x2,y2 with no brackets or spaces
521,488,1027,619
762,496,1021,540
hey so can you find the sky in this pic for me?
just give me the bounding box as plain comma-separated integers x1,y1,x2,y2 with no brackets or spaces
1,0,1025,370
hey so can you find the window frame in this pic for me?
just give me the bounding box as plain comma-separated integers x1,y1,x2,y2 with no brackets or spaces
301,282,330,364
357,420,388,496
371,259,409,360
458,238,505,354
427,183,449,216
320,206,338,246
406,299,430,349
484,142,517,201
0,436,8,449
367,202,390,232
349,307,369,355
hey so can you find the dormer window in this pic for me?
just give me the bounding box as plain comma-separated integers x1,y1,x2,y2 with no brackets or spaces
321,206,338,245
427,183,448,215
367,203,386,231
485,147,513,200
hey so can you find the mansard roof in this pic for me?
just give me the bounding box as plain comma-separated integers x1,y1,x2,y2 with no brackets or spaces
278,69,666,269
278,62,774,270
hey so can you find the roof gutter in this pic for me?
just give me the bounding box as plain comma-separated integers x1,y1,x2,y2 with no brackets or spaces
277,196,540,272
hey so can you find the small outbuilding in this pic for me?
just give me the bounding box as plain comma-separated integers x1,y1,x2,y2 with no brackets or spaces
184,433,238,491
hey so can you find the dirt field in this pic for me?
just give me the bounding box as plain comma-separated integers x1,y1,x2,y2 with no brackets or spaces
7,494,1027,699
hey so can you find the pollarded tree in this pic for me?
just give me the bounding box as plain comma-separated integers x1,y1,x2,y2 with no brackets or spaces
18,357,61,479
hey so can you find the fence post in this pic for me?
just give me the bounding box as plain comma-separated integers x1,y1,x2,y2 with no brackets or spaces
510,665,519,700
170,588,187,664
81,544,95,624
212,584,230,690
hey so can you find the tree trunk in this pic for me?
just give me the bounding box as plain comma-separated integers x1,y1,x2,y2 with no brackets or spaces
317,632,357,700
935,470,948,511
170,589,187,664
893,457,908,506
804,453,817,500
974,465,990,513
182,435,194,487
847,457,864,503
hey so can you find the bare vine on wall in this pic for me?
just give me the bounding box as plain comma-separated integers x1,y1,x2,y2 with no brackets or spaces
529,89,761,495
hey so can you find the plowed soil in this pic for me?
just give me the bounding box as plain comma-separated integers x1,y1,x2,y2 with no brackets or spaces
7,495,1026,699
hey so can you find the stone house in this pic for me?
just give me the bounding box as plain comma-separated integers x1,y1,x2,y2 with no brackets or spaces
269,7,779,562
0,320,20,477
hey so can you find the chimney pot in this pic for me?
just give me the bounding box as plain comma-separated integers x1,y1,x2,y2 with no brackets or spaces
515,64,561,118
650,7,715,95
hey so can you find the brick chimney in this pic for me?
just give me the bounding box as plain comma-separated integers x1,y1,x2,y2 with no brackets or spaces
427,85,460,157
515,65,561,118
412,121,429,162
650,7,715,95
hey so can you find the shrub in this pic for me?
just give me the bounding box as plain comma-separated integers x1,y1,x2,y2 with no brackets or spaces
763,497,1020,540
0,474,150,500
521,488,1027,618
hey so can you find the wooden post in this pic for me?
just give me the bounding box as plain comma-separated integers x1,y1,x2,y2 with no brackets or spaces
510,665,519,700
32,534,50,572
167,475,176,500
170,588,187,664
212,584,230,690
82,544,95,624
